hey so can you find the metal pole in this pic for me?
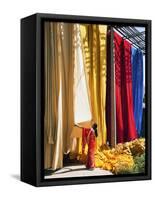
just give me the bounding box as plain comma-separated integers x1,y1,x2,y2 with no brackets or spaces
110,27,116,147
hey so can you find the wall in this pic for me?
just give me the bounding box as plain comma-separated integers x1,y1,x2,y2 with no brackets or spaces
0,0,154,199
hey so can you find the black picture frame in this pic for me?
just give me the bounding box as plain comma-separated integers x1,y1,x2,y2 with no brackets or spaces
20,13,151,187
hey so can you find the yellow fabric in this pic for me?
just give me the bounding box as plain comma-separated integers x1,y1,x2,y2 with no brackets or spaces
80,24,107,146
44,22,75,170
95,138,145,174
77,138,145,174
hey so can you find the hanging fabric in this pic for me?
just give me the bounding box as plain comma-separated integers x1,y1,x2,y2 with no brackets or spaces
114,31,137,143
73,25,92,124
70,24,92,156
131,47,144,136
80,24,107,146
44,22,75,170
59,23,75,154
44,22,63,170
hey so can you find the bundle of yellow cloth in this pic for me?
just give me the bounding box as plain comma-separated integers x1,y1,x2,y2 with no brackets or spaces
71,138,145,174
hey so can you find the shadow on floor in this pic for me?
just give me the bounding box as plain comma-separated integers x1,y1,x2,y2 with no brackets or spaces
10,174,20,181
53,167,89,175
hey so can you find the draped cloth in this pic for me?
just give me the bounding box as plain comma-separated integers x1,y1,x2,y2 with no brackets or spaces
80,25,107,146
114,32,137,143
70,24,92,155
44,22,75,170
73,25,92,124
60,23,75,154
44,22,62,169
131,47,144,136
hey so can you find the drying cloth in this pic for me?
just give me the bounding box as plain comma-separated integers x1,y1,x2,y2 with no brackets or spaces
114,32,137,143
131,47,144,136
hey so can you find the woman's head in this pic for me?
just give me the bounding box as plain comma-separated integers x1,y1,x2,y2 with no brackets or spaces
92,123,97,130
92,123,98,137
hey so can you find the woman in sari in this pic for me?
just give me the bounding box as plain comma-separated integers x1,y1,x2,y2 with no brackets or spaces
76,123,98,169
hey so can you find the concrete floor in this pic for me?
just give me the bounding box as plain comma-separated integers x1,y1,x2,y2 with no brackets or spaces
45,165,113,179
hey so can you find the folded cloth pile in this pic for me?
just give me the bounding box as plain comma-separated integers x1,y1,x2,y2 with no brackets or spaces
77,138,145,174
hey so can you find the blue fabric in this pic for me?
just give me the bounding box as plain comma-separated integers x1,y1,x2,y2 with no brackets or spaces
131,47,144,136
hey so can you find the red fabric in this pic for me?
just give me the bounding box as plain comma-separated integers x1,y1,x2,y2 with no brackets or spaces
82,128,96,169
114,32,137,143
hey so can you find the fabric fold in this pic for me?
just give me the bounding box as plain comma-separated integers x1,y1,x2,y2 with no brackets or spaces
80,24,107,146
44,22,75,170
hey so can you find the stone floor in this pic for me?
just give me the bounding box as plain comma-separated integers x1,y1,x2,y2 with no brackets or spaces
45,165,113,179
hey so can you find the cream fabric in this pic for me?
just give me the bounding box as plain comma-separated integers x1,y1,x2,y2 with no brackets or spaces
44,22,75,170
59,23,75,154
70,24,92,154
73,25,92,124
44,22,62,169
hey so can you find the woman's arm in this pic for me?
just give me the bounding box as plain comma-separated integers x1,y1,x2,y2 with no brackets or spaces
74,124,83,128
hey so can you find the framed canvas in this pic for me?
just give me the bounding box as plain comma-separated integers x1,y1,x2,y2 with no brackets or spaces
20,13,151,187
